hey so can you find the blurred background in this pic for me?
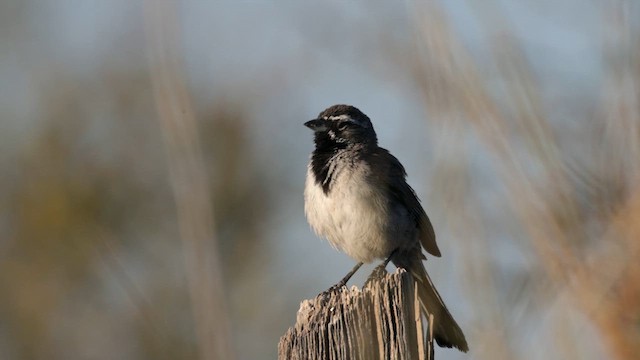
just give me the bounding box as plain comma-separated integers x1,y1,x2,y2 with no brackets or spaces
1,1,639,359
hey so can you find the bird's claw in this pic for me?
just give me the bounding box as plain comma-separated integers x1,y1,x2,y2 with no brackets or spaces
364,265,388,288
320,282,347,297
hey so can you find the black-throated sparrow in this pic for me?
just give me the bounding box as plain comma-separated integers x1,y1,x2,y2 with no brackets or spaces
303,104,468,352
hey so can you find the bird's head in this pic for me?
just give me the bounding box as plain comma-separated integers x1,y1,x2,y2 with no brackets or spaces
305,104,377,147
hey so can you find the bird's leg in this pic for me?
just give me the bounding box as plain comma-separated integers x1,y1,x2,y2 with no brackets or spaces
365,249,398,287
380,248,398,268
324,262,363,293
335,261,364,288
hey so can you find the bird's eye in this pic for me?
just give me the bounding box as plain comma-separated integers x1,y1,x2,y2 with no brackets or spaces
337,122,351,131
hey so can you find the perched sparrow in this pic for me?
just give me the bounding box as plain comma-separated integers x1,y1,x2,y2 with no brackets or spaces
303,104,468,352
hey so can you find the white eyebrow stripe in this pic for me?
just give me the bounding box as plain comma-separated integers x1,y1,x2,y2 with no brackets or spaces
325,115,351,122
322,114,369,128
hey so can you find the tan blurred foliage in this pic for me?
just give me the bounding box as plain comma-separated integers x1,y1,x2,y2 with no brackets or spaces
0,61,269,359
407,3,640,359
1,2,639,360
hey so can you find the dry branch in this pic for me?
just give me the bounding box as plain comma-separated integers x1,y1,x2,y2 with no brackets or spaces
278,269,434,360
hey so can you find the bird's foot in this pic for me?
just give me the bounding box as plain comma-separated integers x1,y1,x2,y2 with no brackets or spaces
319,281,348,298
364,264,389,288
320,261,363,297
364,249,397,288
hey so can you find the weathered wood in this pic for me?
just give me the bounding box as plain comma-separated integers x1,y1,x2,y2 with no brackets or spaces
278,269,433,360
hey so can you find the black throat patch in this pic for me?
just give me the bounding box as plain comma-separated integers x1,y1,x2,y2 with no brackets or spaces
310,133,347,194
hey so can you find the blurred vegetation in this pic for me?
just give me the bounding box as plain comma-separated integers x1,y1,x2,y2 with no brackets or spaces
0,1,639,360
408,3,640,359
0,63,270,359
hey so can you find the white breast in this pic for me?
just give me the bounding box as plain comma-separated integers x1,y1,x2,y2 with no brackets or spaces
304,161,397,263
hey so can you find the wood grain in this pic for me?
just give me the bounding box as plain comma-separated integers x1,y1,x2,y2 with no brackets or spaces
278,269,433,360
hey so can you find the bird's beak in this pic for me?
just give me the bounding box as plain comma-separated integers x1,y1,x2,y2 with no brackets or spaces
304,119,327,132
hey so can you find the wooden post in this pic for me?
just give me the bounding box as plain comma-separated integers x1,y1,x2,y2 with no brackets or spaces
278,269,434,360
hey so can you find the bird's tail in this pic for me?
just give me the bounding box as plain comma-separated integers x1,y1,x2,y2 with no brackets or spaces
393,253,469,352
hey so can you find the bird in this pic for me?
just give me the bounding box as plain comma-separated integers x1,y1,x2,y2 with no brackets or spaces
303,104,468,352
